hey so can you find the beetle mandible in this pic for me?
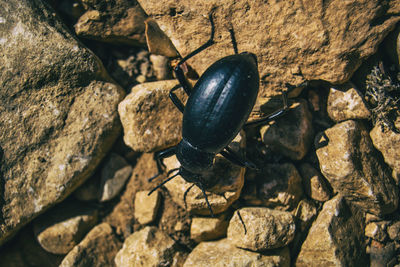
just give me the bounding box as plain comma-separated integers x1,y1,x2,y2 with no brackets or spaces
148,14,289,215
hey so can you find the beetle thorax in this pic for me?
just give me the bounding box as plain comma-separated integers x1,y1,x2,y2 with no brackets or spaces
176,139,215,175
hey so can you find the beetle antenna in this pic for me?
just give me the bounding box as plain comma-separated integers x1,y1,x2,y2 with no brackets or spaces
148,169,180,196
197,182,214,217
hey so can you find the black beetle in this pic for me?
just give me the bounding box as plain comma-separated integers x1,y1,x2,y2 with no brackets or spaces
148,14,289,215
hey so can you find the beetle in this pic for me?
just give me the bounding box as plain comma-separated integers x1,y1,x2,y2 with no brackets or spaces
148,14,289,215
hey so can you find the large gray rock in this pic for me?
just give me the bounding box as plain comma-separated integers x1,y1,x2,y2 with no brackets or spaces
138,0,400,97
296,195,367,266
315,120,398,216
0,0,124,245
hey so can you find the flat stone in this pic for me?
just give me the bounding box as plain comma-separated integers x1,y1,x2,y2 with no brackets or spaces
60,223,122,267
114,226,177,267
296,195,367,266
242,163,303,211
190,214,229,242
134,190,161,225
227,207,295,251
183,239,290,267
138,0,400,97
118,80,184,152
99,153,133,202
315,120,398,216
75,0,147,45
0,0,124,245
327,83,371,122
33,202,98,255
260,99,313,160
299,163,332,202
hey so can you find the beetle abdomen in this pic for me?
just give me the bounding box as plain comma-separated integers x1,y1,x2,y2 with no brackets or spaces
182,53,259,153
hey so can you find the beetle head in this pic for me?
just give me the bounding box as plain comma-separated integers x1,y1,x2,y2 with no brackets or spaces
176,139,214,175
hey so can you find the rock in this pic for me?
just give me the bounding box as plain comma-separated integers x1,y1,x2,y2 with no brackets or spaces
370,118,400,177
114,226,177,267
150,54,171,80
0,0,124,245
242,163,303,211
296,195,366,266
290,199,318,258
260,99,313,160
370,242,396,267
134,190,161,225
227,207,295,251
365,222,388,242
60,223,121,267
299,163,332,202
387,221,400,241
104,153,193,250
365,213,382,224
327,83,371,122
137,0,400,97
118,80,184,152
0,226,63,267
183,239,291,267
99,153,133,202
163,153,244,215
190,214,229,242
33,202,98,255
315,120,399,215
75,0,147,45
294,199,318,232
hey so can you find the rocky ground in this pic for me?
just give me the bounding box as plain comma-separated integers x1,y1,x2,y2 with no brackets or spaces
0,0,400,266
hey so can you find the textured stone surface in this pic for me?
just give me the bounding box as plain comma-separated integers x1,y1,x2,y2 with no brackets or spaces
138,0,400,97
370,118,400,176
33,202,98,255
75,0,147,45
365,222,388,242
387,221,400,241
99,153,133,202
227,207,295,251
0,0,124,245
118,80,184,152
260,99,313,160
294,199,318,232
114,226,177,267
315,120,398,215
296,195,366,266
327,83,371,122
0,226,63,267
242,163,303,211
183,239,290,267
60,223,121,267
134,190,161,225
190,214,228,242
299,163,331,202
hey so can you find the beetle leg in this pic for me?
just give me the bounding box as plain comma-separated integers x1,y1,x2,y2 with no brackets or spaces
220,147,258,170
173,14,216,95
244,90,289,128
149,146,177,182
148,168,180,196
169,84,185,113
197,182,215,217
